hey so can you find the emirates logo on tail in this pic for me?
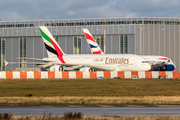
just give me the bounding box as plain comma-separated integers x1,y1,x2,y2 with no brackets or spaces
39,26,66,63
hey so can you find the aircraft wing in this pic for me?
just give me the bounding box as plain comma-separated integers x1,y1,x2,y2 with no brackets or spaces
87,65,116,71
53,63,116,71
5,61,116,71
156,62,166,66
151,62,166,67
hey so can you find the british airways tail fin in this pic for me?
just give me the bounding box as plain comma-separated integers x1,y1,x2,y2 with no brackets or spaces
39,26,65,57
82,28,104,54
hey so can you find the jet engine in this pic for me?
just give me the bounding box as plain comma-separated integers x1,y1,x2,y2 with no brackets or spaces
150,61,175,71
50,65,64,71
79,67,94,72
160,64,175,71
151,64,175,71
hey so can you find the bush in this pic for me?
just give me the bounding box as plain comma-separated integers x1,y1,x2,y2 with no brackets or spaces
63,112,83,120
0,113,13,120
25,94,33,97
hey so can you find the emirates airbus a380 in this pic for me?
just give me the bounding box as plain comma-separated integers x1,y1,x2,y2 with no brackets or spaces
82,28,176,71
5,26,151,72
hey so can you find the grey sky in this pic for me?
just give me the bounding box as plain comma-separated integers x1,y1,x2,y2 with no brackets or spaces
0,0,180,21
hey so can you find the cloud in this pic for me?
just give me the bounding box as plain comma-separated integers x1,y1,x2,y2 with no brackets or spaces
0,0,180,21
67,11,76,16
78,1,125,18
7,12,27,21
0,11,27,21
125,13,137,17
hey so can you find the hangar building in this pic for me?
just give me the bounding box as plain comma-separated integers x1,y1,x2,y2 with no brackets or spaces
0,17,179,71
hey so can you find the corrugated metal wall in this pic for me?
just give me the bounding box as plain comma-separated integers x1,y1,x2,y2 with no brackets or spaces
140,18,180,71
1,18,179,71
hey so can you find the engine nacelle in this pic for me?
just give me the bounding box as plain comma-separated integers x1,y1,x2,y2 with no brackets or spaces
50,65,64,71
151,64,175,71
79,67,94,72
160,64,175,71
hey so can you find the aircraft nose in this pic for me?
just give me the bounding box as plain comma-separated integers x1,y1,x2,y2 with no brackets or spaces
174,64,176,69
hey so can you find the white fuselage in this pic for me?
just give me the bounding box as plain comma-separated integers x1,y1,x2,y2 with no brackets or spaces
47,54,151,71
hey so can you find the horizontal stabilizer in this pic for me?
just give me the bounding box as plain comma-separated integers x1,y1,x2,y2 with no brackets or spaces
5,62,50,65
5,60,8,66
17,57,55,62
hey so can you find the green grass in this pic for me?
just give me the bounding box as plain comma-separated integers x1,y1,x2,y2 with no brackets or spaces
0,78,180,97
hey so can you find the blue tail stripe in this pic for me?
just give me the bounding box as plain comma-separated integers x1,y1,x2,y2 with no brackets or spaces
89,44,97,48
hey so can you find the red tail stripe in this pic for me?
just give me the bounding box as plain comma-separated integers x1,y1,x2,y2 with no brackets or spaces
49,37,66,63
84,33,96,42
93,50,102,54
49,37,64,56
58,55,66,63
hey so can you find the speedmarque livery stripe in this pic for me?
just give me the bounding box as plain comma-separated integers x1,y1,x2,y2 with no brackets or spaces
89,44,97,48
84,33,96,42
93,50,102,54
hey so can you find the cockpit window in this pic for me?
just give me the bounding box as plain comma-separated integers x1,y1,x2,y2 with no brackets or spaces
168,60,170,62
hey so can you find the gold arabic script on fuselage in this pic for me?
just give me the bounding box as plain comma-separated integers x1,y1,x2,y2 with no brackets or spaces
105,57,129,64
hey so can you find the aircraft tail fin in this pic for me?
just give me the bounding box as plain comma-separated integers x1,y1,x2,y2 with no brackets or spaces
82,28,104,54
39,26,65,57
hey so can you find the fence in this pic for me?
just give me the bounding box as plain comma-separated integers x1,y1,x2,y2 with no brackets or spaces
0,71,179,79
